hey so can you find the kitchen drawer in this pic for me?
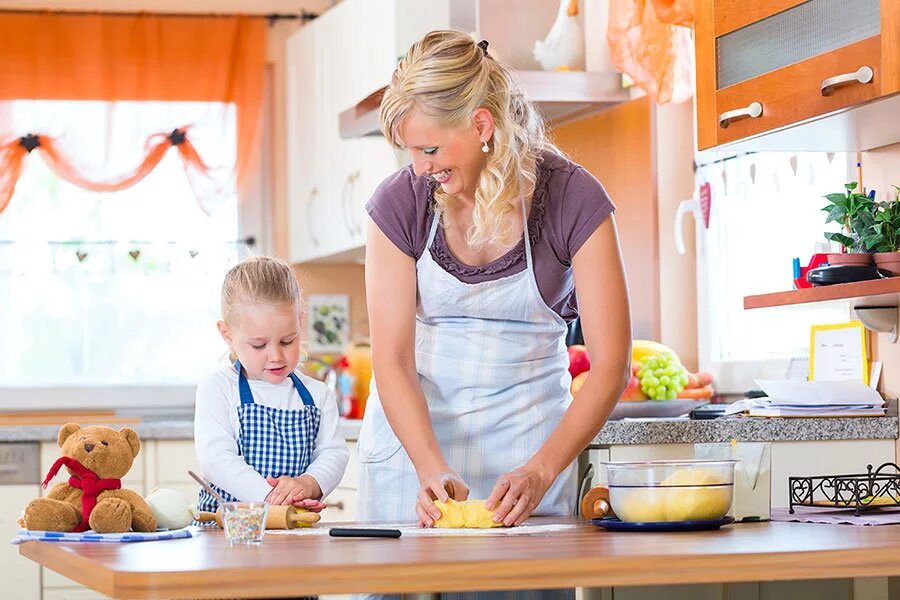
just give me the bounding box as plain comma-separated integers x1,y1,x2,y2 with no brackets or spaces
337,441,359,490
40,442,144,494
715,36,884,145
322,487,358,523
152,440,200,485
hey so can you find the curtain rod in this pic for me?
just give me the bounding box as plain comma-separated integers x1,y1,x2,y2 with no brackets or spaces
0,8,317,25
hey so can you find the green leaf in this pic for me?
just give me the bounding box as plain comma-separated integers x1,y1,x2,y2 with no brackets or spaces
845,182,859,192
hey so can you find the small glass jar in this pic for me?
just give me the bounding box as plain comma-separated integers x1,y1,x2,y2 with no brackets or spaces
221,501,268,545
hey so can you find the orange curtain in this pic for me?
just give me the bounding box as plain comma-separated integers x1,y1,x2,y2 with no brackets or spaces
0,129,216,215
0,12,265,195
607,0,694,104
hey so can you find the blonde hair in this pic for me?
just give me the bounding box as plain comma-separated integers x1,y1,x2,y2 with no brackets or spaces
221,256,303,325
380,30,562,247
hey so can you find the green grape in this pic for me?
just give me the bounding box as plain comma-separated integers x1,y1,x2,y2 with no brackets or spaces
637,351,689,401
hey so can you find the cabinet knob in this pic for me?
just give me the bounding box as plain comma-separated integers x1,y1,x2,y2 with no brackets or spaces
821,66,874,96
718,102,763,129
325,501,345,510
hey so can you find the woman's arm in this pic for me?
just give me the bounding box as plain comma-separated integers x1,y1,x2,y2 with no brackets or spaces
365,218,469,522
487,215,631,524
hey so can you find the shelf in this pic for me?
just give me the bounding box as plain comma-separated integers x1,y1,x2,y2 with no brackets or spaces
745,279,900,342
744,278,900,310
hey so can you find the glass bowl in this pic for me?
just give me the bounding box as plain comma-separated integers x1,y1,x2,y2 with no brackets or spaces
221,501,268,544
602,460,737,523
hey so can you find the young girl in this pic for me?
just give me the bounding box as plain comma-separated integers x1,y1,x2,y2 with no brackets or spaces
194,256,349,514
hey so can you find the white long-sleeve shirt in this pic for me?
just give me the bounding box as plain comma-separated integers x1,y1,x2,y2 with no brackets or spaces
194,364,350,502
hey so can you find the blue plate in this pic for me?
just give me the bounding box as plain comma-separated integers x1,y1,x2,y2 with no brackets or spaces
591,516,735,532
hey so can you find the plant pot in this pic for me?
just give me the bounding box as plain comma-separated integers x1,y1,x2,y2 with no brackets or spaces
874,252,900,276
827,252,873,266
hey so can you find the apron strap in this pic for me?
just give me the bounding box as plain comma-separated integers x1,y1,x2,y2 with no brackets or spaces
234,360,254,405
289,372,317,407
234,360,316,408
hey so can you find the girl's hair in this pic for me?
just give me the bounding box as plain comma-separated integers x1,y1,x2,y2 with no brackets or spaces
380,30,563,248
221,256,303,324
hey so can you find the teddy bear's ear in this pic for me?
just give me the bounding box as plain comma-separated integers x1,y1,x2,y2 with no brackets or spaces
120,427,141,458
57,422,81,448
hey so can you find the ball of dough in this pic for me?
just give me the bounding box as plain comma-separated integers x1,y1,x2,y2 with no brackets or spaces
432,499,505,528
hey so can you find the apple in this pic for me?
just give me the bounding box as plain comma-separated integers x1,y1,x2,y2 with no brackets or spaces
571,371,588,396
567,344,590,377
620,375,647,402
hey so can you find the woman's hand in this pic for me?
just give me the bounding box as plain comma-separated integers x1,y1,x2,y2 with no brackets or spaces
416,467,469,527
486,462,556,526
265,474,321,506
292,498,327,512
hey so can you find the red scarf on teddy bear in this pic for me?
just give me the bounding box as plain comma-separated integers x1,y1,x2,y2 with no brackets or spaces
42,457,122,533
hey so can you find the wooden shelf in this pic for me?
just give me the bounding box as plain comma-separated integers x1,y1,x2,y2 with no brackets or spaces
744,278,900,310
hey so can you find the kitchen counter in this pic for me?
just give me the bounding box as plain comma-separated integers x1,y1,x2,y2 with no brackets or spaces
0,414,895,445
18,518,900,599
593,414,899,445
0,418,363,443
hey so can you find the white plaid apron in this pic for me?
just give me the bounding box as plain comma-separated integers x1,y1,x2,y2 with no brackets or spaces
196,361,321,513
358,197,577,523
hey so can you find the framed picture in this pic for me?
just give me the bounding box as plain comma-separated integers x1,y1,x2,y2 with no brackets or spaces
307,294,350,352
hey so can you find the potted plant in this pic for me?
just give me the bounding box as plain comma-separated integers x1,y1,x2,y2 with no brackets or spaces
863,186,900,276
822,181,875,266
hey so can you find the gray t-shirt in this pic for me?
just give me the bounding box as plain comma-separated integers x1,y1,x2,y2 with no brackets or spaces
365,150,615,322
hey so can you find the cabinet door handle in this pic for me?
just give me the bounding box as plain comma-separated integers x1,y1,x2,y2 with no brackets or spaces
341,176,355,235
325,501,345,510
306,187,319,247
718,102,763,128
821,66,874,96
349,171,361,235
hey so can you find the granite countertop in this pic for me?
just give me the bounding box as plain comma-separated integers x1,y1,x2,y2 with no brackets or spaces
0,414,895,445
0,418,363,444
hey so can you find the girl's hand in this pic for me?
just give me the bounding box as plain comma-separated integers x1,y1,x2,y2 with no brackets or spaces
416,467,469,527
292,498,327,512
485,462,555,526
265,474,321,506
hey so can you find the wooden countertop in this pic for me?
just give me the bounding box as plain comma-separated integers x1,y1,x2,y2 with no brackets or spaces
18,517,900,599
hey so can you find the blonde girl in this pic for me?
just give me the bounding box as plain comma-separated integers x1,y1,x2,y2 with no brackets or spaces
194,256,348,513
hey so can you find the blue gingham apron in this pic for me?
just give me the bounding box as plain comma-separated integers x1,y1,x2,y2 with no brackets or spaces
358,196,577,522
196,361,321,514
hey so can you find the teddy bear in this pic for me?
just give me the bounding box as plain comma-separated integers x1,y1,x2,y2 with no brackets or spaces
19,422,157,534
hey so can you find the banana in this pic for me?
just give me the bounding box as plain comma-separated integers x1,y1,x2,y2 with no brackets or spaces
632,339,680,366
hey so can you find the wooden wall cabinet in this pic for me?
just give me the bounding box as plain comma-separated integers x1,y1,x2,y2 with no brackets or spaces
695,0,900,151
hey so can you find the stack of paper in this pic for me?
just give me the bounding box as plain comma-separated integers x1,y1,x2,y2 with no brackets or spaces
724,380,885,418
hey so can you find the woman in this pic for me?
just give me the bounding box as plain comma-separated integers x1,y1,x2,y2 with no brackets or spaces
358,30,631,532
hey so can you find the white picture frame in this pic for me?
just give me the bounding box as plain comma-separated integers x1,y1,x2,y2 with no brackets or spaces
307,294,350,352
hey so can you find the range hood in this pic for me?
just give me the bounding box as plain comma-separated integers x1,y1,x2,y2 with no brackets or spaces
339,70,629,139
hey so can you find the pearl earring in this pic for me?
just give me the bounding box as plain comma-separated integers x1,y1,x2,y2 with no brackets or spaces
482,140,489,153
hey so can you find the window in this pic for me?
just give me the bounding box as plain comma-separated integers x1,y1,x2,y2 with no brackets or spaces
695,151,851,393
0,100,246,394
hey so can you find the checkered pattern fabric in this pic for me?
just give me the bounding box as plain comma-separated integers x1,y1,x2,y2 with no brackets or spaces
197,366,321,515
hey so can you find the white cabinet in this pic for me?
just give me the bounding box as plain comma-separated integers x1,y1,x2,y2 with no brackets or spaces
323,441,359,523
2,484,41,600
285,0,448,263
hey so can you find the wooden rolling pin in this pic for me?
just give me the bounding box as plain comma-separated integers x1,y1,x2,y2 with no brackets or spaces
196,505,321,529
580,486,613,520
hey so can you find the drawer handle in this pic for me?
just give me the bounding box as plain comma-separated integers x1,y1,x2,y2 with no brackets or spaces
325,501,345,510
718,102,763,128
821,66,874,96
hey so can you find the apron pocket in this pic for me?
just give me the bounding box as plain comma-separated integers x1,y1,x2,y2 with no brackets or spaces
356,400,403,463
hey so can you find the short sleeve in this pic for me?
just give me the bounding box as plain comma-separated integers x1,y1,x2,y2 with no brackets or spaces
365,166,432,259
557,167,616,260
